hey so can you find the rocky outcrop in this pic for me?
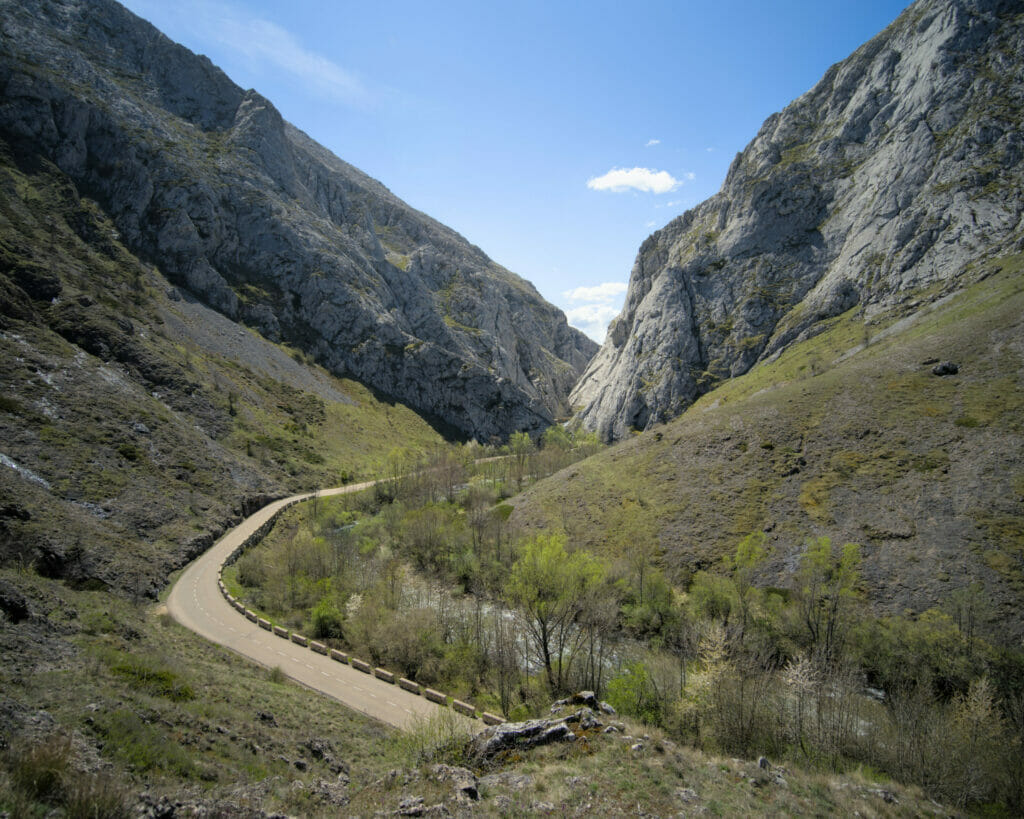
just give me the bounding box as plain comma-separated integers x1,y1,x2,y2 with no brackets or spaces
0,0,596,441
572,0,1024,440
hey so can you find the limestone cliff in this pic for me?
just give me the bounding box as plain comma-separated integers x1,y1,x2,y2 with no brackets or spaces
572,0,1023,440
0,0,596,441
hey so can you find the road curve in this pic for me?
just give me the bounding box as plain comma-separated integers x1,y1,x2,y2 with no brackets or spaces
166,483,451,729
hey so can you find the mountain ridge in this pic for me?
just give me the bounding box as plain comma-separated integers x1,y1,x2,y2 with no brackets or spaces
0,0,596,442
572,0,1023,439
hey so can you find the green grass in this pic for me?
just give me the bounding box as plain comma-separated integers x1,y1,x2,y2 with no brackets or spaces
0,570,397,815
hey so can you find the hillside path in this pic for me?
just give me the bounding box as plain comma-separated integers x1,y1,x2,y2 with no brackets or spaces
166,483,450,729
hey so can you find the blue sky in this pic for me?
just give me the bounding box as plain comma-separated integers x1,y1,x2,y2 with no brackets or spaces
120,0,910,342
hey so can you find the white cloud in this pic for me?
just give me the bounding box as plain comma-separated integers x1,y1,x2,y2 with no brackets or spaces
566,304,622,343
562,282,628,342
685,171,696,181
128,0,368,104
216,14,367,103
645,138,661,147
562,282,627,303
587,167,682,194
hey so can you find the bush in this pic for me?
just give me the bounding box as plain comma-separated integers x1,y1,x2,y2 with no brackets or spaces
236,551,267,587
395,708,474,767
311,596,345,639
9,734,72,801
110,656,195,702
63,772,129,819
607,662,664,725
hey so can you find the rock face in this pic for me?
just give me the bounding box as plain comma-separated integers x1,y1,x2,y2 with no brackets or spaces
572,0,1024,440
0,0,596,441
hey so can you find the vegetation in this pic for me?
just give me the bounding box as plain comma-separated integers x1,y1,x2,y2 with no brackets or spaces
2,74,1023,813
231,473,1024,812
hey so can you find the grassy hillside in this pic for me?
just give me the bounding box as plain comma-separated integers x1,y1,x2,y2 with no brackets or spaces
512,255,1024,638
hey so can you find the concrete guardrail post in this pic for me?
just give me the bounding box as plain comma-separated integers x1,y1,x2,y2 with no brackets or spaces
351,658,372,674
310,641,328,655
423,688,447,705
398,678,421,695
452,699,476,718
373,667,395,683
329,649,349,664
290,633,309,647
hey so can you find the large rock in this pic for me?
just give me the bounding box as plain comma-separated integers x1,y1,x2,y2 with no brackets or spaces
572,0,1024,440
469,708,604,760
0,0,597,441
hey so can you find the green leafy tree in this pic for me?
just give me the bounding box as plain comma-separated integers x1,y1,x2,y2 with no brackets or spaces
508,431,534,490
725,531,768,642
506,533,603,695
795,537,862,664
607,661,663,724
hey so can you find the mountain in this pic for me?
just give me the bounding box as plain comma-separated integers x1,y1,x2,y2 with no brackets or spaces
0,0,596,444
571,0,1023,440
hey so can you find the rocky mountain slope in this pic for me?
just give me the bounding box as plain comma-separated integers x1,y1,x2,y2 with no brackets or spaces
0,0,596,443
0,129,450,595
572,0,1023,440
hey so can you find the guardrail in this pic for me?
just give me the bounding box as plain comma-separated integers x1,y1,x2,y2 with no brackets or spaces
215,492,502,725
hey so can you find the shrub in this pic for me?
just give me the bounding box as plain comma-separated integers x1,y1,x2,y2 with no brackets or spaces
395,708,474,767
63,772,129,819
9,734,72,801
116,443,143,461
111,656,195,702
236,550,267,587
311,596,345,639
98,709,193,777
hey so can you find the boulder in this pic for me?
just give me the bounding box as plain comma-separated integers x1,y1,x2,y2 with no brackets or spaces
470,713,579,760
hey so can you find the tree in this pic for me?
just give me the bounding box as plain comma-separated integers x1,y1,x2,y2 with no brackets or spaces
506,533,603,695
465,476,496,550
607,661,663,724
725,531,767,642
795,537,862,665
508,431,534,491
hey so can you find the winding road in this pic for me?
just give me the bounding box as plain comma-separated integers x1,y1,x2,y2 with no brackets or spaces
166,483,453,729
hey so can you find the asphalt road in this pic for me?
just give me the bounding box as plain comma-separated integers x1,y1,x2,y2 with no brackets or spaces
166,483,453,729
